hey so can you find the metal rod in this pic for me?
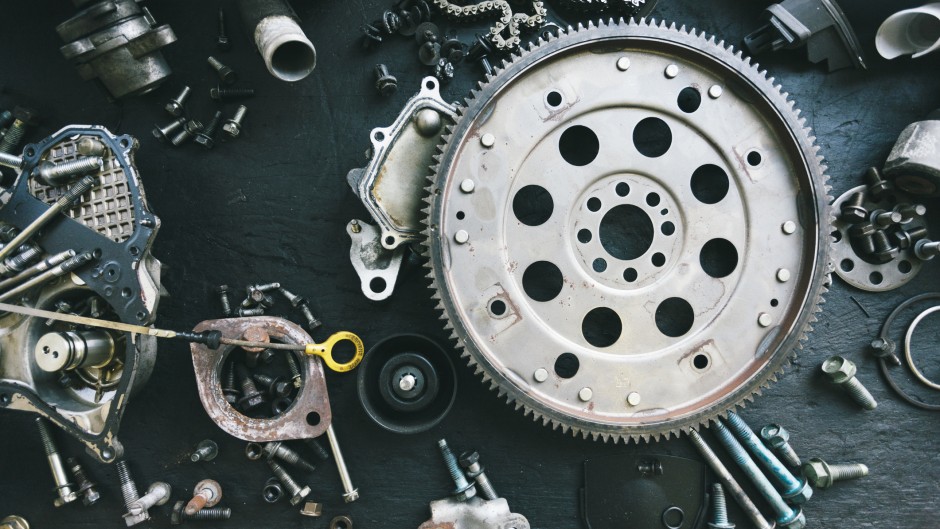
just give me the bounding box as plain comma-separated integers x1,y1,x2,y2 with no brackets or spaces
0,250,74,291
326,424,359,502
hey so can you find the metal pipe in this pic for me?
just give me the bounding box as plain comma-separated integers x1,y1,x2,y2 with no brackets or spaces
236,0,316,82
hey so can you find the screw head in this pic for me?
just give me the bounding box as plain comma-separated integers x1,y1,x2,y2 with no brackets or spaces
194,133,214,149
802,458,833,488
165,102,183,116
759,423,789,447
342,488,360,503
616,56,631,71
458,451,480,467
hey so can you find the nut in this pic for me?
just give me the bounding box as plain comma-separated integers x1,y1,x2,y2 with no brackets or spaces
245,442,263,460
821,355,856,384
759,423,789,448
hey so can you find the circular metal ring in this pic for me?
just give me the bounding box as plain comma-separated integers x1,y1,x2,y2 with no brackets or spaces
903,305,940,390
661,506,684,529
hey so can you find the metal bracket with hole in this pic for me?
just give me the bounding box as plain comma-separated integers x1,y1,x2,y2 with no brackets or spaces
346,219,404,301
346,76,458,251
190,316,332,441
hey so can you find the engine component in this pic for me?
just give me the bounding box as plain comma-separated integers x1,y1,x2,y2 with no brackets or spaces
326,424,359,503
423,20,831,441
581,454,706,529
236,0,316,82
357,334,457,434
0,125,162,462
432,0,547,51
831,184,926,292
821,355,878,410
876,4,940,59
0,516,28,529
56,0,178,99
883,112,940,196
743,0,866,72
347,220,405,301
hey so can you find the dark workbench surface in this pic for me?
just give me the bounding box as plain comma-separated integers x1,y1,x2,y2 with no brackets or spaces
2,1,939,527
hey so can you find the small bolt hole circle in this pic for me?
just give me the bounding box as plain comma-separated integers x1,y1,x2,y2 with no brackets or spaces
129,246,140,256
119,138,130,149
369,277,387,293
546,90,563,107
746,150,763,167
93,248,103,259
693,354,709,370
384,236,395,245
306,412,321,425
770,298,779,307
136,311,147,321
426,80,436,90
490,299,507,316
374,131,386,141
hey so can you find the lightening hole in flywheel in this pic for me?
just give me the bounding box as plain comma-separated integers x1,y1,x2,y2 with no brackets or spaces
559,125,599,166
616,182,630,196
899,260,912,273
677,87,702,113
662,221,675,236
623,268,638,282
522,261,564,302
692,354,709,369
646,192,661,207
691,164,730,204
869,272,883,285
578,229,592,243
771,298,779,307
831,230,842,243
587,197,602,212
633,117,672,158
652,253,666,267
582,307,622,348
306,412,321,425
599,205,654,261
840,259,854,272
655,297,694,338
554,352,579,378
747,150,762,166
700,238,738,278
593,258,607,272
513,185,553,226
490,299,507,316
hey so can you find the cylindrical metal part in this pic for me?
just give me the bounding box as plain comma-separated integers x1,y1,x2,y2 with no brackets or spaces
843,377,878,410
36,418,78,506
236,0,316,82
34,330,116,372
76,137,107,156
830,463,869,481
724,412,810,502
116,460,140,507
0,152,24,170
0,245,43,276
0,251,95,302
0,250,75,292
326,424,359,502
35,156,103,187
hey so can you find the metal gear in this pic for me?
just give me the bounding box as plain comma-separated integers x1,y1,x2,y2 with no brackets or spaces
423,19,832,442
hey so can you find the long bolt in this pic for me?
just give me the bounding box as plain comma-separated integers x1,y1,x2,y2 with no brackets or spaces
893,226,928,249
0,152,23,170
207,56,237,84
870,209,902,228
297,301,321,330
217,8,231,50
688,430,774,529
327,424,359,502
36,418,78,507
894,203,926,224
915,239,940,261
724,412,811,504
711,421,804,528
34,156,103,187
459,451,497,500
821,355,878,410
264,441,316,472
209,87,255,101
803,457,868,489
116,460,141,510
67,457,101,506
268,460,310,505
165,86,192,117
0,251,95,302
0,245,42,276
709,483,735,529
153,117,187,142
216,285,233,316
760,424,801,467
0,175,97,262
438,439,476,500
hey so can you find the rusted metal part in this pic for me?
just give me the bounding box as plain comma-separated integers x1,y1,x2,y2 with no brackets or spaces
417,497,530,529
191,316,331,441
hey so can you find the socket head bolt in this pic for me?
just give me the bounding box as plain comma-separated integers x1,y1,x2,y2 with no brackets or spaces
374,64,398,97
184,479,222,516
892,226,928,249
864,166,893,201
839,191,868,223
914,239,940,261
152,117,186,142
216,8,231,51
262,477,283,503
190,439,219,462
223,106,247,138
165,86,192,117
802,457,869,489
207,56,237,84
245,442,263,460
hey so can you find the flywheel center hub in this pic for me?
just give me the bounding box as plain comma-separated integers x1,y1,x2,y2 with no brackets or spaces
425,21,831,441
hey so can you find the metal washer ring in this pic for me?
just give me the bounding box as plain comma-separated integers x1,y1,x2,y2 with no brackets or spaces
661,505,684,529
903,305,940,391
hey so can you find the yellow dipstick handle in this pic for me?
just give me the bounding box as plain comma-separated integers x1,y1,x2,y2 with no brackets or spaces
304,331,365,372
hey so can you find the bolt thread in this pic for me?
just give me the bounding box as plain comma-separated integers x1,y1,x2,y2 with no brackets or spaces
0,152,23,169
170,129,194,146
185,494,208,515
253,373,275,386
175,86,192,104
299,304,321,328
374,64,390,79
475,473,499,500
725,412,802,491
2,245,42,274
189,506,231,520
279,287,301,305
844,191,864,209
237,364,260,396
231,105,248,124
438,439,471,489
212,88,255,100
872,230,892,252
207,56,226,71
270,443,316,473
67,457,92,486
218,8,227,36
712,422,794,519
830,463,868,481
843,377,878,409
777,444,801,467
204,111,223,137
116,460,140,506
38,156,102,186
268,460,301,495
219,291,232,316
223,363,236,391
0,122,26,154
35,418,58,457
305,438,330,461
712,483,729,525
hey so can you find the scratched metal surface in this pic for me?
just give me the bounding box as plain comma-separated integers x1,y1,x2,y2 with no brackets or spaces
1,1,939,528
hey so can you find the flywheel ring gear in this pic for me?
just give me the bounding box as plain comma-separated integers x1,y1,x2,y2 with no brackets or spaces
424,19,831,442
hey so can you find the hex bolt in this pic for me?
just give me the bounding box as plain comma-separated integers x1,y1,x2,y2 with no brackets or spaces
216,285,234,316
864,166,892,200
892,226,928,249
207,56,237,84
235,364,265,410
190,440,219,462
374,64,398,96
327,424,359,502
297,301,322,330
724,412,812,504
116,460,147,525
253,373,292,398
0,152,23,170
870,337,902,366
165,86,192,117
67,457,101,506
36,418,78,507
711,421,805,529
216,8,231,50
262,476,283,503
759,424,801,467
286,351,302,388
209,86,256,101
871,230,899,263
802,458,868,489
821,355,878,410
438,439,476,501
689,430,774,529
153,117,187,142
839,191,867,223
914,239,940,261
248,287,275,307
34,156,103,187
305,438,331,461
709,483,735,529
222,106,247,138
171,120,204,146
268,460,311,505
263,441,317,472
171,501,231,524
127,482,171,516
194,111,223,150
184,479,222,516
869,209,902,228
459,451,498,500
